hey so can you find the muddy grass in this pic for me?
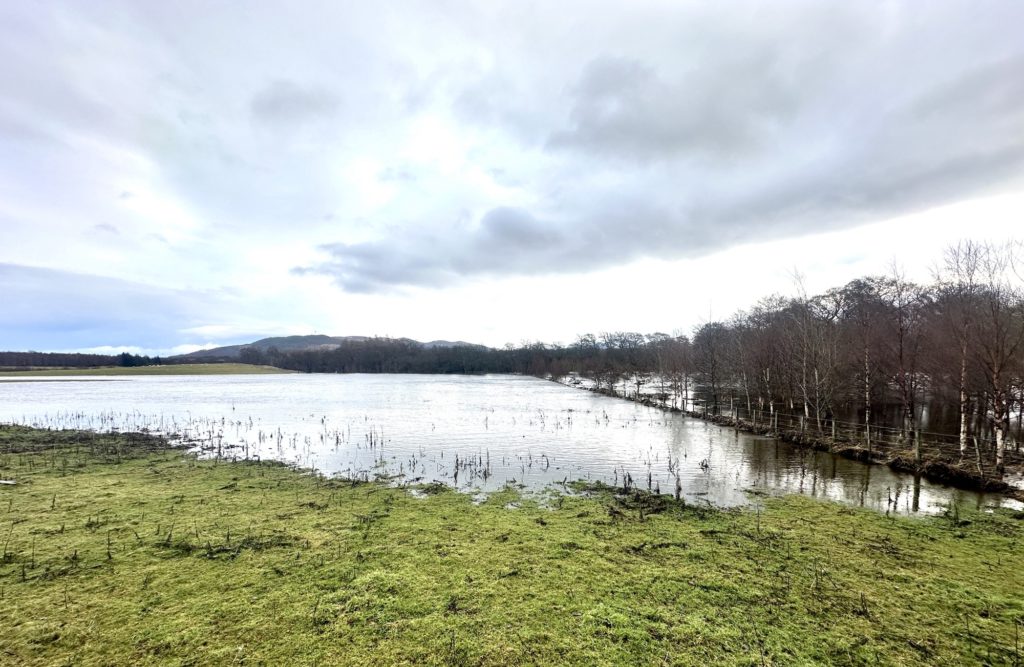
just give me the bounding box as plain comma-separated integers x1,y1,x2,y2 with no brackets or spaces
1,425,1023,665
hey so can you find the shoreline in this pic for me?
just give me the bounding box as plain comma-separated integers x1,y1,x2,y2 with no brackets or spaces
566,381,1024,503
1,425,1022,664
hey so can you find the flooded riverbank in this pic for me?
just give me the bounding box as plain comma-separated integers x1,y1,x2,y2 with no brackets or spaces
0,373,1018,514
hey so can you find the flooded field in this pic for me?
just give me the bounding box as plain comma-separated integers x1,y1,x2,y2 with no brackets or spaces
0,373,1017,514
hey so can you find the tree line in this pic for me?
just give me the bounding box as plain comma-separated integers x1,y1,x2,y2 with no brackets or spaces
6,241,1020,472
0,351,161,369
247,241,1024,473
676,240,1024,473
540,241,1023,474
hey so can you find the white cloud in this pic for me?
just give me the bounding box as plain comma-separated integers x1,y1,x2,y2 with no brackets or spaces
1,1,1022,351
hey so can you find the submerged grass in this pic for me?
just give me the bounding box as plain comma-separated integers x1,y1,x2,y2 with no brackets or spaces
0,363,292,377
1,425,1022,666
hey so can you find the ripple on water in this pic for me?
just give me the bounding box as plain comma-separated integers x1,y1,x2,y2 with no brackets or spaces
0,373,1018,515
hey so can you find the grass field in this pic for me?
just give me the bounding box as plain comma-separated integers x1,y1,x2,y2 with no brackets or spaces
1,425,1022,666
0,363,292,377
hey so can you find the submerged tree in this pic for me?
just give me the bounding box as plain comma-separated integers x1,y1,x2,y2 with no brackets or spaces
935,241,984,457
971,245,1024,473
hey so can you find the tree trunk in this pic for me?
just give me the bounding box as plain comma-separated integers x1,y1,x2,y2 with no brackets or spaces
994,382,1007,475
743,372,752,417
958,345,969,458
1011,385,1019,454
863,344,871,450
814,367,823,433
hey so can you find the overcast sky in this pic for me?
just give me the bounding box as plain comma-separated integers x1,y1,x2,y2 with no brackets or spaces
2,1,1023,354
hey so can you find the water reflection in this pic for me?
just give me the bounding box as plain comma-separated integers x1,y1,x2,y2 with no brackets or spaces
0,374,1018,515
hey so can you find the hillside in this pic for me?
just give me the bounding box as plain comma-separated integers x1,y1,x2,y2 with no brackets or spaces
179,335,484,359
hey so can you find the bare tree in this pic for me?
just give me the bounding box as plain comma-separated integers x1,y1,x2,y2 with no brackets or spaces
881,264,930,460
790,275,843,434
972,246,1024,473
664,333,694,410
746,297,788,421
936,241,984,457
837,278,889,449
693,322,728,416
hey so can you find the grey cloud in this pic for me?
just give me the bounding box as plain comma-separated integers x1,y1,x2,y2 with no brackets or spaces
453,71,554,147
298,6,1024,292
903,56,1024,123
547,54,799,161
303,44,1024,292
704,54,1024,230
296,240,456,294
3,1,1024,307
299,202,701,292
250,80,339,124
475,207,561,251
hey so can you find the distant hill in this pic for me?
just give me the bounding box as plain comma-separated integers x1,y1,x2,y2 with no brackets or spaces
421,339,482,349
176,335,485,360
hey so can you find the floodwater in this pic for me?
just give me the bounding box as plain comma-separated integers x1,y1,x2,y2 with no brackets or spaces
0,373,1018,515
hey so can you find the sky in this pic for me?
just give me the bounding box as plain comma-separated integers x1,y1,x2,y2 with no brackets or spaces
2,1,1023,355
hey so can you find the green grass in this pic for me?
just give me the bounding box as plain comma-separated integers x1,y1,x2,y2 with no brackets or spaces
1,425,1022,666
0,363,292,377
